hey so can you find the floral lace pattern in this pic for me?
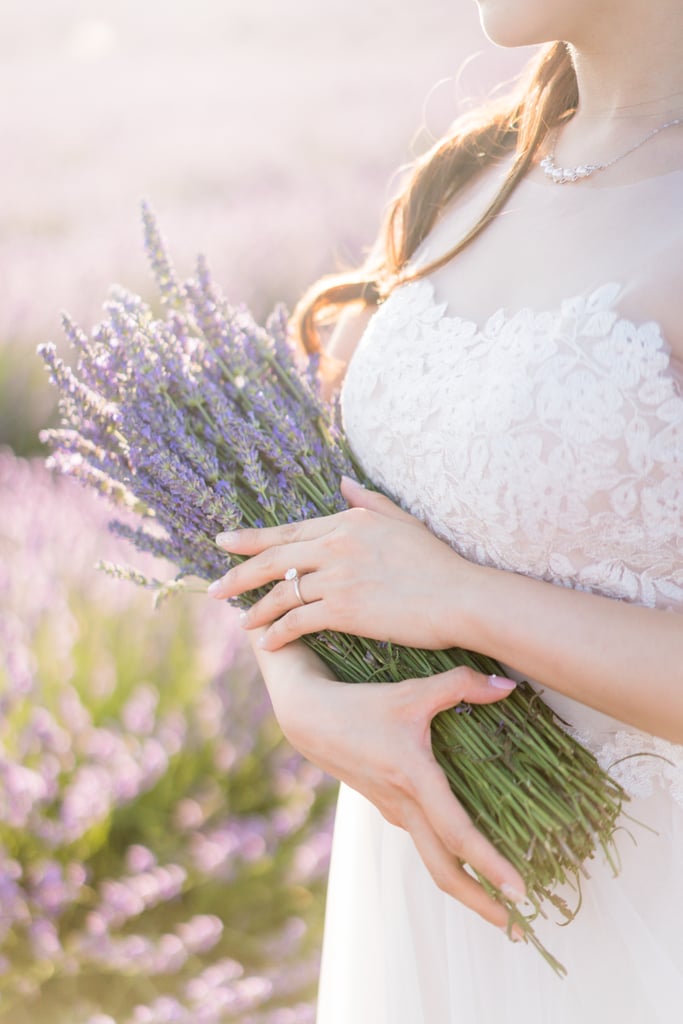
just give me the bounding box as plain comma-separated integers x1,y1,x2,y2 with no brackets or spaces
341,278,683,804
572,727,683,807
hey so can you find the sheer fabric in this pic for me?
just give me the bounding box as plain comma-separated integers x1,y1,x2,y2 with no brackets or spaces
317,164,683,1022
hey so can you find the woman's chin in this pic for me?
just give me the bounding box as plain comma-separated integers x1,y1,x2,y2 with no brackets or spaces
474,2,565,49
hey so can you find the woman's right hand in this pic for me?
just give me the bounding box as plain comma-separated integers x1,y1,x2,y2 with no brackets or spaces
249,630,527,934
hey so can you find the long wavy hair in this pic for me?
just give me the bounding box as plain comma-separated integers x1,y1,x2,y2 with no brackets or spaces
293,41,579,354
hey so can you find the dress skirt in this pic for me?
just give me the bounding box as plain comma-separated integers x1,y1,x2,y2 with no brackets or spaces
316,780,683,1024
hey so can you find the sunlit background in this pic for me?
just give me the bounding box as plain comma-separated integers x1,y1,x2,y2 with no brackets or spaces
1,3,530,1021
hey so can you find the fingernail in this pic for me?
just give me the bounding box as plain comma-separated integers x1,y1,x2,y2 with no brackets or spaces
239,611,248,627
216,531,240,547
501,923,525,943
207,580,223,597
488,674,517,691
501,883,526,904
341,475,364,489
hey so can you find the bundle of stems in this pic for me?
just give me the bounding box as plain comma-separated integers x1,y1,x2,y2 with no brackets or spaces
39,205,628,975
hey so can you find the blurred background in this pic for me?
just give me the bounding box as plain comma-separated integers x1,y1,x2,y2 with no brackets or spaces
0,2,530,1021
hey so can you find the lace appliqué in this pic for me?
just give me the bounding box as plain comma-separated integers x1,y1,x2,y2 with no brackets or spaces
342,279,683,611
572,729,683,809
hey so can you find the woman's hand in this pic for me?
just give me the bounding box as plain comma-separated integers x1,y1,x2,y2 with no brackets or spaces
252,633,526,934
209,476,474,651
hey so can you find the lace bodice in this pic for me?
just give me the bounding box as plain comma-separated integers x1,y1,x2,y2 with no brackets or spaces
340,276,683,803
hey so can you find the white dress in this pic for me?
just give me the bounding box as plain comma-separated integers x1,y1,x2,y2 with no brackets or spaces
317,165,683,1023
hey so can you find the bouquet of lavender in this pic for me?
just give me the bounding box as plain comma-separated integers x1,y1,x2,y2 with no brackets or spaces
39,205,627,975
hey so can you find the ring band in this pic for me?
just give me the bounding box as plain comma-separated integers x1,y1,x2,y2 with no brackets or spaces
285,567,307,606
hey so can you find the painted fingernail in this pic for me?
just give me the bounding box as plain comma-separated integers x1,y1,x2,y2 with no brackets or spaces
501,883,526,904
488,674,517,691
500,923,525,943
341,475,364,489
207,580,223,597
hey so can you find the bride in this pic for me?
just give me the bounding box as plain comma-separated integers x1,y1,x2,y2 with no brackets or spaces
209,1,683,1019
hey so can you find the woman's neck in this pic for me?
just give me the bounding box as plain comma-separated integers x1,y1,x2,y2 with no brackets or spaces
568,9,683,124
548,11,683,177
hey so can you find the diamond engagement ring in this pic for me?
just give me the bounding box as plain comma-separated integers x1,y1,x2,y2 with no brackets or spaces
284,567,306,606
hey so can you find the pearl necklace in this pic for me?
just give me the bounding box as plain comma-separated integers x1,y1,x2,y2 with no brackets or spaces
539,117,683,183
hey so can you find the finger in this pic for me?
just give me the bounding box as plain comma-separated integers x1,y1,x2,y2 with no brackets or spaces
246,626,337,686
401,801,512,929
340,476,418,523
208,541,320,600
257,601,331,650
411,755,527,905
417,667,518,719
242,574,320,629
215,515,336,554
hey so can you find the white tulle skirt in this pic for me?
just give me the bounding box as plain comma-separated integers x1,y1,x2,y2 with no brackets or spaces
316,780,683,1024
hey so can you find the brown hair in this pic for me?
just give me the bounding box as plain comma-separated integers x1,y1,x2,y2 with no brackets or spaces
293,41,579,354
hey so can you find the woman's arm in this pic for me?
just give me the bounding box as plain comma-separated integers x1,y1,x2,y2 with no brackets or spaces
326,303,377,364
460,557,683,743
315,302,378,398
211,481,683,744
247,630,526,933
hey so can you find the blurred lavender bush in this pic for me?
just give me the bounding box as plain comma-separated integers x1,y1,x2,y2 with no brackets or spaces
0,451,333,1024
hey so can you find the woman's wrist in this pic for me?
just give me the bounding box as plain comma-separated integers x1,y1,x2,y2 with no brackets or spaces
441,554,498,652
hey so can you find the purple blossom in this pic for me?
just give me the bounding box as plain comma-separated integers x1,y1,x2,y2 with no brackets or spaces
39,206,359,606
131,997,187,1024
126,845,158,874
28,918,63,961
0,759,50,827
27,860,81,917
122,685,160,735
141,201,184,311
175,914,223,955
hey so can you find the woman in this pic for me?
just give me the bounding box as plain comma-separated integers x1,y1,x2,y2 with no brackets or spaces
209,1,683,1019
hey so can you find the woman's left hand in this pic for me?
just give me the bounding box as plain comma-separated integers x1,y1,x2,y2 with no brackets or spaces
208,476,475,651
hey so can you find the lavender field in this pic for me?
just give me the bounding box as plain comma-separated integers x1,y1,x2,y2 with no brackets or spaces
1,2,529,1019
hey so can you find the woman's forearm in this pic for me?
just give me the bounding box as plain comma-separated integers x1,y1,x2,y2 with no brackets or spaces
214,478,683,742
459,565,683,742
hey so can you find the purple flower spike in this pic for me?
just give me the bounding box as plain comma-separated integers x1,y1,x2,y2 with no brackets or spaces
141,200,184,310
